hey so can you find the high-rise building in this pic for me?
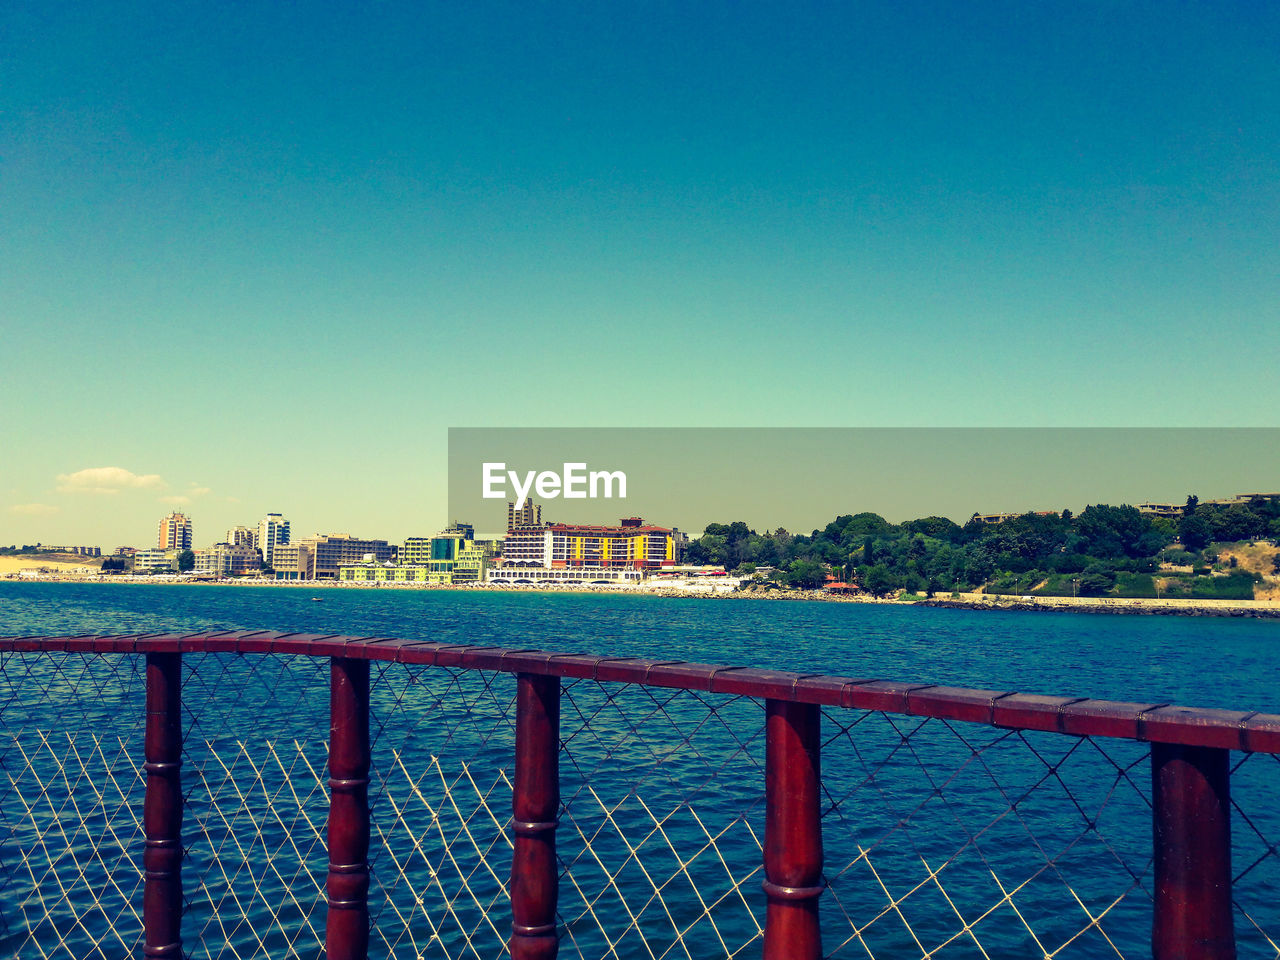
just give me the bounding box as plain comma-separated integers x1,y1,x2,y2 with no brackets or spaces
258,513,290,568
507,499,542,531
157,513,193,551
227,526,257,549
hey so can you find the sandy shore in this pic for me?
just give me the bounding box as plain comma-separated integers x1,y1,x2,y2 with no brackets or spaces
0,556,103,575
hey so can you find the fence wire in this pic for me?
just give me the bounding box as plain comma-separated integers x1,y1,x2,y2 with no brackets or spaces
2,649,1280,959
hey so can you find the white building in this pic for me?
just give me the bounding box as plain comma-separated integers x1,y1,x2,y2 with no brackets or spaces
195,542,259,577
486,566,644,586
258,513,290,568
134,548,179,573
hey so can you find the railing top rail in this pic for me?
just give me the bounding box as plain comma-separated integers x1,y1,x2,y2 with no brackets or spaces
3,631,1278,752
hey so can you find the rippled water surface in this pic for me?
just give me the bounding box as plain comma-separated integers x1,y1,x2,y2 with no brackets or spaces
2,582,1278,959
2,580,1278,706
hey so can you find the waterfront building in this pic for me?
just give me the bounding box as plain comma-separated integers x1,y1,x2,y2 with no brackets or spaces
426,532,491,583
486,565,645,586
499,516,681,571
271,541,303,579
157,513,193,551
194,542,259,578
133,548,179,573
273,534,396,580
399,537,432,566
341,524,492,585
258,513,290,568
227,526,258,550
339,564,433,584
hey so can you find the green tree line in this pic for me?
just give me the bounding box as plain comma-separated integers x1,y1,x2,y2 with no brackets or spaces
684,496,1280,597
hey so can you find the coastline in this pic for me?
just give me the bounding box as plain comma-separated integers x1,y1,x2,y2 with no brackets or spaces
6,572,1280,619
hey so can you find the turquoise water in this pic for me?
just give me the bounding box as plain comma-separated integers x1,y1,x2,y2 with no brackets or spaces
2,581,1279,959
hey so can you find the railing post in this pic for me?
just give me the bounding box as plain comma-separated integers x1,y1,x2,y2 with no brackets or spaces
763,699,823,960
1152,742,1235,960
510,673,560,960
327,657,370,960
143,651,183,958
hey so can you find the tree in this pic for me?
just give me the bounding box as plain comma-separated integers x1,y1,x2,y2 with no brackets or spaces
177,549,195,572
861,564,898,597
1212,504,1265,542
784,560,828,590
902,516,963,541
1179,512,1213,552
1075,504,1169,559
1077,562,1117,595
698,534,729,566
1077,570,1115,595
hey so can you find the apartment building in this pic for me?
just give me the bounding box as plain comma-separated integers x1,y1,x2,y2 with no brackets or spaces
157,513,193,551
274,534,396,579
258,513,290,568
195,542,260,577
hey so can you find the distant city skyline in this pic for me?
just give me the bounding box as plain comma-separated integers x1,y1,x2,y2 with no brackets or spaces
6,429,1280,550
4,4,1278,546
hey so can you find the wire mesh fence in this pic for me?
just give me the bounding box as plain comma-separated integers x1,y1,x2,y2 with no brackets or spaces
819,711,1154,959
2,640,1279,959
0,651,147,960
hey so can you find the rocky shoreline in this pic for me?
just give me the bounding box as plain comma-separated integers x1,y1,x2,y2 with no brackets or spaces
917,597,1280,619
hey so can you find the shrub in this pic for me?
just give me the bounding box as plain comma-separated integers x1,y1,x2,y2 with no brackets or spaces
1190,572,1261,600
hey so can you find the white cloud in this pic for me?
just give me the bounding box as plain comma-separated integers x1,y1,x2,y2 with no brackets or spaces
159,495,192,505
9,503,60,515
56,467,165,495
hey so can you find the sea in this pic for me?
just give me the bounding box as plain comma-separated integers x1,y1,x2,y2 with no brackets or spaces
2,580,1278,959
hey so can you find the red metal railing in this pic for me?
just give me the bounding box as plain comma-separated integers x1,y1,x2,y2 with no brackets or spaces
3,630,1280,959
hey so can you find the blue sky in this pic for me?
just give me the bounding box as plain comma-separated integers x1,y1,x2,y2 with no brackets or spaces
3,1,1278,547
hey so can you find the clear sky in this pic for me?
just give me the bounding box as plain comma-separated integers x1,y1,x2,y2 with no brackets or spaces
3,2,1278,548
